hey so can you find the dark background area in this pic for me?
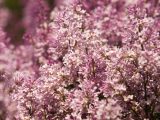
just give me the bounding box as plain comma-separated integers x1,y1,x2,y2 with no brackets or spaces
1,0,55,44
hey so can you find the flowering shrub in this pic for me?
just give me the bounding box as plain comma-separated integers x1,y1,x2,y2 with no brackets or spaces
0,0,160,119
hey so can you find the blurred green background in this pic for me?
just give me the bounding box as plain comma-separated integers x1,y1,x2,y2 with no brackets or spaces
2,0,54,44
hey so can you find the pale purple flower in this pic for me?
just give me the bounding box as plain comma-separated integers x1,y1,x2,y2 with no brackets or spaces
0,0,160,119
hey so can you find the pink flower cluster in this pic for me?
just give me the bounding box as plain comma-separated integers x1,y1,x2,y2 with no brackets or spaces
0,0,160,119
